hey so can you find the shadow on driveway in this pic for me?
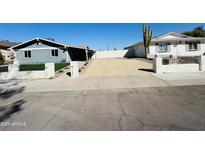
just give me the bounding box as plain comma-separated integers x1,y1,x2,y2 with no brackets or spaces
138,68,154,73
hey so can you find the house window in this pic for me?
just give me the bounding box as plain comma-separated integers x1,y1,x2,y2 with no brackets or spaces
24,50,31,58
51,49,58,57
188,42,198,51
158,42,168,53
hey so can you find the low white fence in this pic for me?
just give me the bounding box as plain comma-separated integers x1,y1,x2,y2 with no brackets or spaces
0,62,55,80
92,50,128,59
153,55,205,73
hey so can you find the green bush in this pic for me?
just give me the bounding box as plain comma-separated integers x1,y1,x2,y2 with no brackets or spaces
19,64,45,71
0,65,8,72
55,63,69,71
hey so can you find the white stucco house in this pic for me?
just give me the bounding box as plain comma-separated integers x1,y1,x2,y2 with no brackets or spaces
125,32,205,58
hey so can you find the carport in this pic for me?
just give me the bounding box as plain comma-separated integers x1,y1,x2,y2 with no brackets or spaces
68,46,95,61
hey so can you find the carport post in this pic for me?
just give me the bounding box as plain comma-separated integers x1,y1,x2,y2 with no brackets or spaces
85,50,88,61
66,50,69,62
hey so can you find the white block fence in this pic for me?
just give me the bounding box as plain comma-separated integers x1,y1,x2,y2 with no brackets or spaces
92,50,128,59
0,62,55,80
153,55,205,73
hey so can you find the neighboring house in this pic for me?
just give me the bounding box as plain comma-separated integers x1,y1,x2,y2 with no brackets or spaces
124,43,145,58
9,38,94,64
0,40,18,63
124,32,205,58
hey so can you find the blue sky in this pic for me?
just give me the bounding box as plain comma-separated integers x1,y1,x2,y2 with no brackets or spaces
0,23,204,50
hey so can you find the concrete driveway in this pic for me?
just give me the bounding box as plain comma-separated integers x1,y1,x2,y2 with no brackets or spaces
82,59,153,77
1,85,205,131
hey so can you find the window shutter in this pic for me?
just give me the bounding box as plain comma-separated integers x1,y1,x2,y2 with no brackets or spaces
28,51,31,57
51,50,54,56
55,50,58,56
25,51,27,57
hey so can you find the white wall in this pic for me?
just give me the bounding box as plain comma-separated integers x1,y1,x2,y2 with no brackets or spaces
92,47,146,59
0,62,55,80
153,57,204,73
157,64,199,73
92,50,128,59
126,45,145,58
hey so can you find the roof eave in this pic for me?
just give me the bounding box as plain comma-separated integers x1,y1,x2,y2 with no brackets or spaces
9,37,69,50
151,37,205,43
124,42,143,49
9,37,39,50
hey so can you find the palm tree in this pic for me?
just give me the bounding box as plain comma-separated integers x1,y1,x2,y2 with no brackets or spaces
143,24,152,58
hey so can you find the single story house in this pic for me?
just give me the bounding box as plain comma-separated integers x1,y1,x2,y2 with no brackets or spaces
9,38,94,64
0,40,18,63
124,32,205,58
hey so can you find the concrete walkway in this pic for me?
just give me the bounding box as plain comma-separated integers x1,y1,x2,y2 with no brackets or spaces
153,72,205,86
17,74,167,93
2,72,205,94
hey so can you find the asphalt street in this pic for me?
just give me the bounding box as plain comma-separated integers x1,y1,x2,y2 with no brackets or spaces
1,85,205,130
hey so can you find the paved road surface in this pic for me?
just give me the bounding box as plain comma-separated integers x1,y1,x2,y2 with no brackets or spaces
1,85,205,131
